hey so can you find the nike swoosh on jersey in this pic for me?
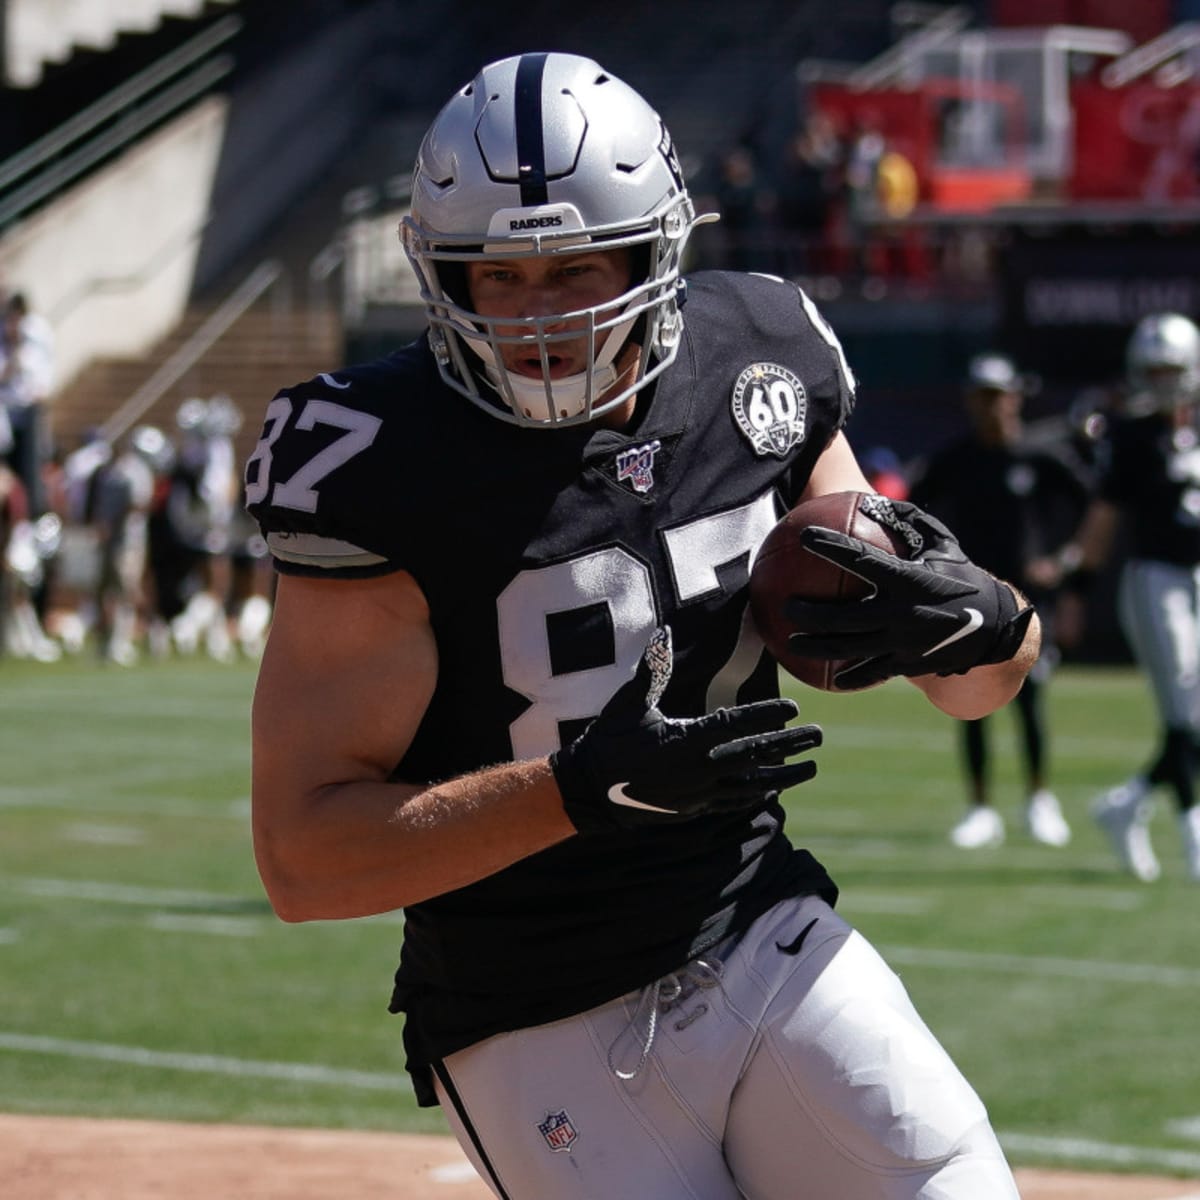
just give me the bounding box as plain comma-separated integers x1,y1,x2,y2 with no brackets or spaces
922,607,984,657
318,372,352,389
607,782,675,814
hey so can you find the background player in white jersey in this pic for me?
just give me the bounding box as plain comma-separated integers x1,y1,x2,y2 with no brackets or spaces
1058,312,1200,882
246,52,1039,1199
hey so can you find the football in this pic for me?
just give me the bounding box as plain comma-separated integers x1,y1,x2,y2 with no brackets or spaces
749,490,915,692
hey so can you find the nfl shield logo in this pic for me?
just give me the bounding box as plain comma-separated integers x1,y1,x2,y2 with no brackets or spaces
537,1109,578,1153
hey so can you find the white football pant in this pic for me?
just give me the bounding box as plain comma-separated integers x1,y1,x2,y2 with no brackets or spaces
433,894,1019,1199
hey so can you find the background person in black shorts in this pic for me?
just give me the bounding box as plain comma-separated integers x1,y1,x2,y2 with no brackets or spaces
909,353,1092,850
1057,312,1200,882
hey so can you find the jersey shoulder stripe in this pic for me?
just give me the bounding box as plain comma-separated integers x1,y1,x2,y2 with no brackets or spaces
266,530,388,570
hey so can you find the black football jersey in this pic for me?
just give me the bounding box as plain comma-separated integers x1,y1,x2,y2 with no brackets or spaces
909,436,1092,596
245,270,853,1101
1098,411,1200,565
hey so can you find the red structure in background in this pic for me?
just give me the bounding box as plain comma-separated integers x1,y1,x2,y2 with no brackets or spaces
810,79,1033,212
1070,80,1200,201
989,0,1169,46
811,44,1200,210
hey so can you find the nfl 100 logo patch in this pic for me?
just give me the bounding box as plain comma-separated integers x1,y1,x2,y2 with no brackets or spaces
537,1109,578,1153
616,439,663,494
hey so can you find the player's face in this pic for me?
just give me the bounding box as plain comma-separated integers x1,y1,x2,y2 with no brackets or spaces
465,248,634,383
1146,365,1190,399
967,387,1022,445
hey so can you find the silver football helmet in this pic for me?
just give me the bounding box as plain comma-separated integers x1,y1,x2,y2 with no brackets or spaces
401,52,713,427
1125,312,1200,412
129,424,176,473
965,353,1025,395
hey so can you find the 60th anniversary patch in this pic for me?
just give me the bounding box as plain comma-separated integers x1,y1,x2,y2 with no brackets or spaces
731,362,807,458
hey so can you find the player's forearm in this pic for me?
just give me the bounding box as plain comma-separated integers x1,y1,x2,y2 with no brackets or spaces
1059,498,1119,576
252,760,574,921
912,595,1041,720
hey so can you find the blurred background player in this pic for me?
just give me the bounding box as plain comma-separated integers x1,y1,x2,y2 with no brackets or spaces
149,396,241,660
909,353,1092,849
0,291,55,519
90,425,172,664
1057,312,1200,882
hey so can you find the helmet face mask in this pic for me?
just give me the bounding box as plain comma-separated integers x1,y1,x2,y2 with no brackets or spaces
401,52,708,427
1125,313,1200,414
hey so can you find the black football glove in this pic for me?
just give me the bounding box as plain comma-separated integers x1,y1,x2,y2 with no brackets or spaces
785,501,1034,691
551,627,822,833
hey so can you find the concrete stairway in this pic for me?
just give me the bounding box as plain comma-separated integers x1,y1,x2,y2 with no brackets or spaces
48,305,343,466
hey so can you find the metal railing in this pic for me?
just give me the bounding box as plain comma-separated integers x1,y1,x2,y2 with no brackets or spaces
0,13,241,230
308,172,416,329
1101,21,1200,88
848,4,971,89
98,258,286,444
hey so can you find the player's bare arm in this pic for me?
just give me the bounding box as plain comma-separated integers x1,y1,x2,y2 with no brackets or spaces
1047,495,1122,650
251,570,576,921
797,431,1040,720
1059,496,1121,576
254,571,819,919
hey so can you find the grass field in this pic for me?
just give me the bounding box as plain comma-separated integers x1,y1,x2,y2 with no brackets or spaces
1,654,1198,1180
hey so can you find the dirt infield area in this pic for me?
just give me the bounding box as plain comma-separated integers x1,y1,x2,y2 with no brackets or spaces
3,1114,1199,1199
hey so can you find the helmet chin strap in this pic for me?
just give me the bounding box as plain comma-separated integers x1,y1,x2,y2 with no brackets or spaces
468,312,639,422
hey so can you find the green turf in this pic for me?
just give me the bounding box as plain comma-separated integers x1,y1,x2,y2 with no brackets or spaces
1,655,1197,1175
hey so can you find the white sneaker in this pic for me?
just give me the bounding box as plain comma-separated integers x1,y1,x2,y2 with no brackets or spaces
950,806,1005,849
1025,789,1071,847
1180,808,1200,882
1092,780,1160,882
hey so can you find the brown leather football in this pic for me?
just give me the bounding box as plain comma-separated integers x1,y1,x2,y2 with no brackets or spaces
749,491,914,691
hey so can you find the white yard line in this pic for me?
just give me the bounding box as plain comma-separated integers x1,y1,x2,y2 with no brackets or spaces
0,1033,412,1093
882,945,1200,987
817,835,1132,873
61,823,147,846
146,913,261,937
1000,1131,1200,1175
429,1161,486,1183
1166,1117,1200,1142
1015,884,1145,911
836,892,933,915
0,785,247,818
0,692,249,719
2,1031,1197,1177
809,725,1149,760
11,877,251,909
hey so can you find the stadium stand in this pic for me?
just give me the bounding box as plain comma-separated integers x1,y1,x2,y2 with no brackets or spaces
2,0,1199,663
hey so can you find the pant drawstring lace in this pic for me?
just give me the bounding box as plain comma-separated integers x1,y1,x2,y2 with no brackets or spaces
608,956,723,1081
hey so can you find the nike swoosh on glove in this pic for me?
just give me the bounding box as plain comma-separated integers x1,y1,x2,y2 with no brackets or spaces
784,501,1034,691
550,626,822,834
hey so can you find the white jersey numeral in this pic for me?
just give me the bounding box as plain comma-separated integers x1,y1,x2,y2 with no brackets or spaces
244,396,382,513
498,494,778,755
498,549,657,759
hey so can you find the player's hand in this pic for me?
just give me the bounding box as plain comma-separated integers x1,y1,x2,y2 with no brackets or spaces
785,501,1034,691
550,627,822,833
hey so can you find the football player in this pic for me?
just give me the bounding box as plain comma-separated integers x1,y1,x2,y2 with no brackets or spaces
1058,312,1200,882
909,353,1092,851
246,52,1037,1198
